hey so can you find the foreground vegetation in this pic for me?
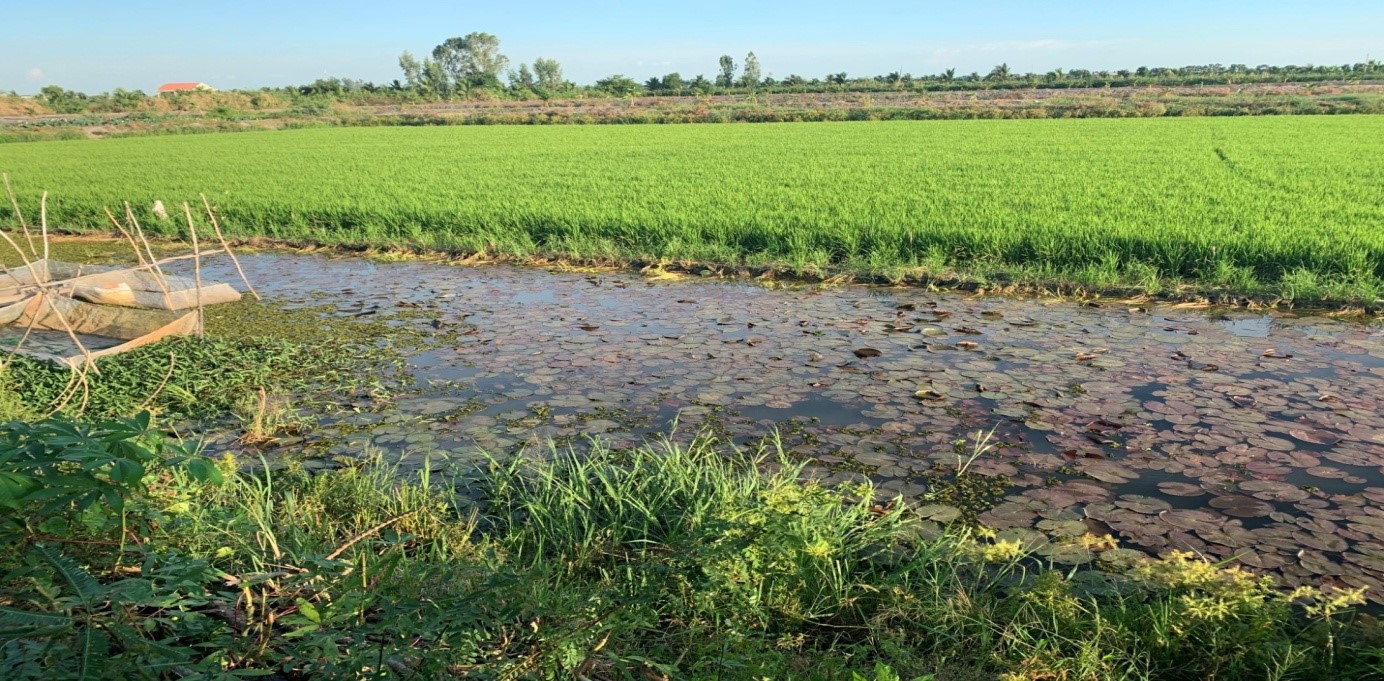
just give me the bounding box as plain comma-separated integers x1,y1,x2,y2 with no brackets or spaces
3,116,1382,303
1,250,1381,677
2,410,1381,680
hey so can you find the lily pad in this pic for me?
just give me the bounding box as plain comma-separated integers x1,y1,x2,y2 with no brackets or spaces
1039,542,1095,565
916,504,962,524
1098,548,1149,570
1157,481,1206,497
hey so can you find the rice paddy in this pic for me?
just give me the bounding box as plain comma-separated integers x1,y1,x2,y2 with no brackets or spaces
1,115,1382,301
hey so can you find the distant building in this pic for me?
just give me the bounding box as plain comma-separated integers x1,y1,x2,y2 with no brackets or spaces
156,82,215,95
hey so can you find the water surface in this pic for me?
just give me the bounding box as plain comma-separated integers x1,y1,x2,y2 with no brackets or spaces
185,254,1384,598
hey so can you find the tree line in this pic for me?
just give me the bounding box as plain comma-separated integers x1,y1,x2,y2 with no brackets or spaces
7,30,1379,112
381,33,1378,100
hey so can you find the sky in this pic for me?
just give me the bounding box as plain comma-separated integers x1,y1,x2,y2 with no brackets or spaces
2,1,1381,94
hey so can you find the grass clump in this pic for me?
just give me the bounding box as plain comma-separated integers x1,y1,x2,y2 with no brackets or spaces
2,417,1383,680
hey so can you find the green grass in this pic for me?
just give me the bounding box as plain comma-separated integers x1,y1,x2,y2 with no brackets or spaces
4,420,1383,680
0,296,423,422
1,116,1382,301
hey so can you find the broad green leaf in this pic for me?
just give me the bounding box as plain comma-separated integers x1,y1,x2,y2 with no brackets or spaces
295,597,321,624
183,457,223,484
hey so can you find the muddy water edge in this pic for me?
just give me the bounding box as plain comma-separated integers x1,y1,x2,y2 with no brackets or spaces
80,247,1384,603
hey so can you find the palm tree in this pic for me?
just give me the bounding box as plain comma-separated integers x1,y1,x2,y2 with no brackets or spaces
940,68,956,83
986,63,1012,81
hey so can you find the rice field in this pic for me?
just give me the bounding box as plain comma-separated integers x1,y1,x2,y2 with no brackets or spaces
1,116,1381,299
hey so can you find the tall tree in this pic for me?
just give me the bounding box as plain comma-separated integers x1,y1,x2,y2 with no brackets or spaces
595,74,641,97
421,58,449,96
718,55,737,88
509,63,536,91
739,52,762,88
940,68,956,83
398,51,423,88
532,57,564,91
432,32,509,90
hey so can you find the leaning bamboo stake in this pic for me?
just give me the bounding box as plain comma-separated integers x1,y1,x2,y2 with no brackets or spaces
124,203,174,308
0,308,40,372
1,173,36,257
134,352,177,413
127,204,162,268
62,266,81,297
0,229,97,371
127,204,177,309
45,360,93,416
127,203,164,272
39,192,48,262
104,206,148,266
200,194,259,300
183,203,205,337
0,247,233,304
33,293,98,372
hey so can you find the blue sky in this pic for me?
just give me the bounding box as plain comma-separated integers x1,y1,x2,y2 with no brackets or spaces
2,1,1381,94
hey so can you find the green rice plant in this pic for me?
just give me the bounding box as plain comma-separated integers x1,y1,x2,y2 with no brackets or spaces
1279,267,1325,302
1,116,1380,301
1206,259,1261,292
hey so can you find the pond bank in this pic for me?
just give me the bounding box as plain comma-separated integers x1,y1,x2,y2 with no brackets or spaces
134,248,1383,604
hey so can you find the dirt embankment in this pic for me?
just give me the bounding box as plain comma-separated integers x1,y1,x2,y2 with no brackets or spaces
0,97,48,116
4,80,1381,140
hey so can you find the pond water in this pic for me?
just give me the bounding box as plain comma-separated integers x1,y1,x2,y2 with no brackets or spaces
187,253,1384,599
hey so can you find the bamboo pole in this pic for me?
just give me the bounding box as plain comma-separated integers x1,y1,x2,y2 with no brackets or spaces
127,204,167,277
124,203,173,308
104,206,149,266
200,194,259,300
0,229,97,371
39,192,48,262
183,203,205,337
35,295,98,371
0,303,40,372
134,352,176,413
0,247,233,302
1,173,36,257
45,360,93,416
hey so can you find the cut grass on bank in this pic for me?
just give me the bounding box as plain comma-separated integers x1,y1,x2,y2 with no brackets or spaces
2,116,1382,303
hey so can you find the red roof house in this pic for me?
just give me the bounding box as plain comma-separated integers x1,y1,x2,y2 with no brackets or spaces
156,82,215,94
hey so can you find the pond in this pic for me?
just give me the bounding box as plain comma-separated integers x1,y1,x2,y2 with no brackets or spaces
186,253,1384,600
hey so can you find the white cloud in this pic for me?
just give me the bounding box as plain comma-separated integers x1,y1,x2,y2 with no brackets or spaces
25,67,43,80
